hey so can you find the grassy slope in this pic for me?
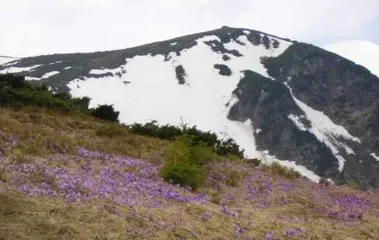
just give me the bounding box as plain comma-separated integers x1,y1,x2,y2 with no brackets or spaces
0,106,378,240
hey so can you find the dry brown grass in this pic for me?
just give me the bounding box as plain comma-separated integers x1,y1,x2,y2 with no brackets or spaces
0,106,378,240
0,106,168,162
1,186,377,240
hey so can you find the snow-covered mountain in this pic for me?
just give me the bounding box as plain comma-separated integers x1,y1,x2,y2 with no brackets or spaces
324,40,379,77
1,26,379,188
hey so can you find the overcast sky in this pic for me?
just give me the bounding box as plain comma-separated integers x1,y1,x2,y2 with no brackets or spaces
2,0,379,57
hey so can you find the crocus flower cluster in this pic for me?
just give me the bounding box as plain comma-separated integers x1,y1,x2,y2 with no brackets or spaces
243,173,274,208
328,195,370,220
4,148,207,207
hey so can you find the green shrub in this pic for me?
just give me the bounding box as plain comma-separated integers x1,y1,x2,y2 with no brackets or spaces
127,120,244,159
128,121,182,140
160,138,203,189
90,104,119,122
160,136,217,190
247,158,261,167
0,74,25,88
53,92,72,100
214,138,244,158
262,162,301,179
190,144,217,166
0,74,91,112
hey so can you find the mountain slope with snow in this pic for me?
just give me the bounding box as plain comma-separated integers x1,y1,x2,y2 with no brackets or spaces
0,56,18,65
324,40,379,77
1,26,378,188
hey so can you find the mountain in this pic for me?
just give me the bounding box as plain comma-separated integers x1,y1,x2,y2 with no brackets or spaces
1,26,379,188
324,40,379,78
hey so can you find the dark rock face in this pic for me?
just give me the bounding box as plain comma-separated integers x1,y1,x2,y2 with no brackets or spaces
228,71,339,179
204,40,243,57
262,43,379,188
2,26,378,188
175,65,186,85
222,55,231,61
214,64,232,76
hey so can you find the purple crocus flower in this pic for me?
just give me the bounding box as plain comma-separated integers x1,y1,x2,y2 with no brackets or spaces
201,212,213,221
234,223,243,235
264,232,274,240
285,228,300,236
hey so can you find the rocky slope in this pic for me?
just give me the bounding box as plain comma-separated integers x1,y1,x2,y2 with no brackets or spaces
1,26,378,188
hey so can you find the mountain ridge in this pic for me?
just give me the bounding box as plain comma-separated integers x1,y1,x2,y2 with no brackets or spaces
323,40,379,78
2,26,294,58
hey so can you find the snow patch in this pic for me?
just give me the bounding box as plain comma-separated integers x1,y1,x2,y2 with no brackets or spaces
170,42,178,46
261,151,321,182
285,82,360,172
41,71,60,79
68,34,291,163
49,61,63,65
255,129,262,134
224,119,261,159
89,66,125,76
64,66,72,70
226,94,239,109
288,114,307,131
335,155,347,172
199,35,222,42
222,35,291,78
0,57,18,66
24,71,60,81
25,76,41,81
243,30,250,35
370,153,379,161
0,64,42,74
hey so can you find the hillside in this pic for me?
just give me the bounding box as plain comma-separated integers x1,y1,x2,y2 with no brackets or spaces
0,95,378,239
1,26,379,189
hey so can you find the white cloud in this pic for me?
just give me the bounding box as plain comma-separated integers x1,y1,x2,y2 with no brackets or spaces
1,0,379,57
